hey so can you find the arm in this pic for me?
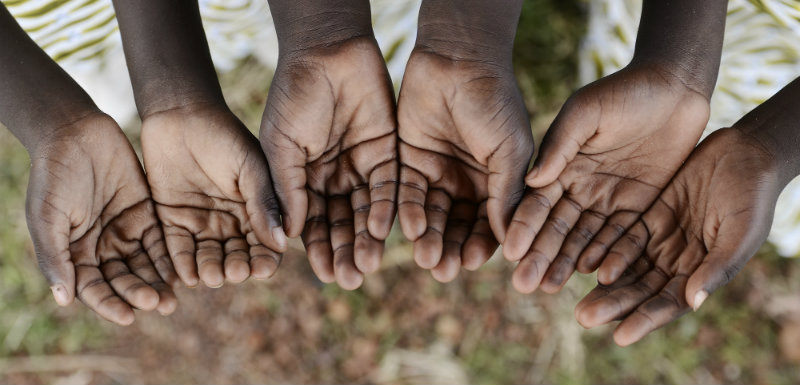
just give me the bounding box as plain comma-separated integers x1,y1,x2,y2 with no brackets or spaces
0,4,177,324
112,0,286,288
269,0,373,53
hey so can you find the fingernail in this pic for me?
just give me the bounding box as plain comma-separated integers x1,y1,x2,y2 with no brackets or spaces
693,290,708,311
526,166,539,185
272,226,288,250
51,285,69,306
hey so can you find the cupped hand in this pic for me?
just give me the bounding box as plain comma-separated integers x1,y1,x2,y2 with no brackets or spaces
506,63,710,293
142,104,286,288
397,48,533,282
26,113,178,325
260,37,397,290
573,128,781,346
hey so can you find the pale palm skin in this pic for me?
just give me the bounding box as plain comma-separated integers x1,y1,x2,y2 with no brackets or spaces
573,127,781,346
397,49,534,282
261,37,398,290
142,104,286,288
504,63,710,294
27,113,178,325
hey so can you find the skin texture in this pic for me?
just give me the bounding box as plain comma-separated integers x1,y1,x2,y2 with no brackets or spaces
27,115,179,325
574,128,780,346
574,77,800,346
397,0,533,282
142,106,285,288
112,0,287,288
262,0,397,290
505,0,729,294
261,37,397,290
0,4,176,324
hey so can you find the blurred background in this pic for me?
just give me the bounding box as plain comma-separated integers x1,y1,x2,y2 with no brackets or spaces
1,0,800,383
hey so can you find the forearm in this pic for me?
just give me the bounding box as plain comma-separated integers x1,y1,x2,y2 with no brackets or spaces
416,0,523,64
631,0,728,98
111,0,225,119
268,0,374,54
735,77,800,186
0,5,98,151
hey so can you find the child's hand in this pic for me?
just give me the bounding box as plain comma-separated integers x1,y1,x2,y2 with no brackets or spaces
142,105,286,288
261,37,397,290
27,113,178,325
506,63,709,293
573,127,780,346
397,49,533,282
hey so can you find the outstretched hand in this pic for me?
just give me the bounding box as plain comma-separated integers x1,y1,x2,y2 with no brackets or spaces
26,113,178,325
574,128,781,346
261,37,398,290
142,105,286,288
397,49,533,282
505,63,710,293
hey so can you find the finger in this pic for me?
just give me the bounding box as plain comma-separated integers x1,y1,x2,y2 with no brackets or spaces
575,265,670,329
398,165,428,241
329,195,363,290
240,149,288,253
25,195,75,306
462,203,498,271
540,210,606,293
367,150,398,241
684,229,763,311
432,200,475,282
574,256,651,319
76,265,135,325
511,196,582,294
98,256,160,312
195,239,225,288
141,224,180,289
249,240,282,280
486,132,534,244
526,99,597,188
597,221,650,285
223,237,251,284
162,224,199,287
413,189,452,269
302,191,334,283
613,276,690,346
260,131,308,238
503,182,563,261
576,211,639,273
128,245,177,316
352,185,384,274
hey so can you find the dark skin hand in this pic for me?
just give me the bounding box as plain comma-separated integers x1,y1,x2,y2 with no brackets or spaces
262,0,397,289
575,77,800,346
113,0,287,288
505,0,729,294
0,4,177,325
398,0,533,282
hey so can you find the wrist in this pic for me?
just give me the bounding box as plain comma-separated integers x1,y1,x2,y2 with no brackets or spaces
134,79,228,121
270,1,374,54
415,0,522,64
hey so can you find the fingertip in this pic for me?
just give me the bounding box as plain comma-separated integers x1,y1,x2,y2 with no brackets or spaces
367,202,395,241
511,267,538,294
597,263,623,286
272,227,288,252
613,329,640,347
156,293,178,316
337,271,364,291
117,311,136,326
399,207,426,241
50,284,73,307
225,261,251,284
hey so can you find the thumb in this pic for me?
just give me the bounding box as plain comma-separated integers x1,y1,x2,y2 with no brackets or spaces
486,130,534,244
25,193,75,307
260,131,308,239
526,99,598,188
240,149,288,253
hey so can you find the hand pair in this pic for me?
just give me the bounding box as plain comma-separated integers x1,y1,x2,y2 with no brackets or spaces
504,62,785,345
262,36,533,289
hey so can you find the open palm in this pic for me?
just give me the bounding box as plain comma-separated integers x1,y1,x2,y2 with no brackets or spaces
574,128,781,346
261,37,397,290
142,105,286,288
505,63,710,293
27,114,177,325
397,49,533,282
